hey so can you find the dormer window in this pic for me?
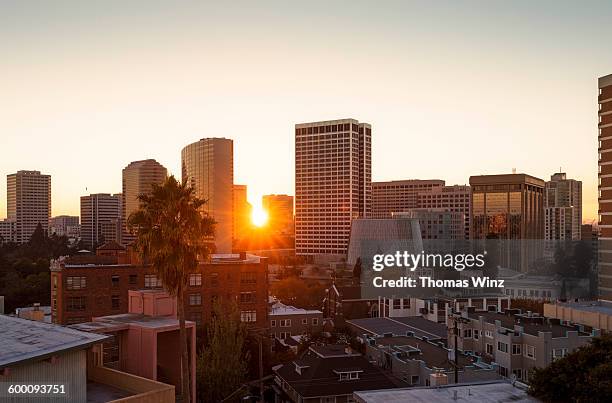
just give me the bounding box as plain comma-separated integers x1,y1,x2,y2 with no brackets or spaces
334,370,362,381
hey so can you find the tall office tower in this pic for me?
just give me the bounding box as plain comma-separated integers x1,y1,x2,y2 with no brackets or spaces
544,172,582,241
470,174,545,272
121,160,167,245
295,118,371,258
598,73,612,299
372,180,445,218
181,138,234,253
49,215,80,238
233,184,252,240
6,170,51,244
417,185,471,239
81,193,122,248
262,194,294,235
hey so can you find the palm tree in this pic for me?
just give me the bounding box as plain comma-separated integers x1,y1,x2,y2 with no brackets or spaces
128,176,214,403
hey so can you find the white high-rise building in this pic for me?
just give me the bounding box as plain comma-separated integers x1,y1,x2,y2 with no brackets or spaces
6,170,51,244
80,193,121,248
544,172,582,241
295,118,371,257
181,138,234,253
49,215,80,239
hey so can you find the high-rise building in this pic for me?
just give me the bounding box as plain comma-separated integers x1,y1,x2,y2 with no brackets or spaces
470,174,545,272
233,184,252,240
49,215,80,239
295,119,371,257
372,180,445,218
598,73,612,299
544,172,582,241
262,194,294,235
417,185,471,239
0,219,17,244
121,160,167,245
181,138,233,253
80,193,122,249
6,170,51,244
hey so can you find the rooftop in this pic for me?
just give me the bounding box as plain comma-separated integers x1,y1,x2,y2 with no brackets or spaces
348,316,447,341
0,315,108,368
70,313,194,332
270,301,322,316
553,300,612,316
353,380,537,403
210,253,263,264
462,310,589,337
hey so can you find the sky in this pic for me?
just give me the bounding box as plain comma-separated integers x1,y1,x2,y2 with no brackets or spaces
1,0,611,222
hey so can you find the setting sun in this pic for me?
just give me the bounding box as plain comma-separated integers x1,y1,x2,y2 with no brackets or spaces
251,206,269,227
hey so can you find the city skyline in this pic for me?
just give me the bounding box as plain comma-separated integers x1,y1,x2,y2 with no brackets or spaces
3,1,612,221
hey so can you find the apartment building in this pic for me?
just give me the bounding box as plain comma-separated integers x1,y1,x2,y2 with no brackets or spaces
448,308,595,382
544,172,582,241
295,119,371,258
598,73,612,299
263,194,294,235
6,170,51,243
270,301,323,339
80,193,122,249
417,185,471,239
372,179,444,218
49,215,80,238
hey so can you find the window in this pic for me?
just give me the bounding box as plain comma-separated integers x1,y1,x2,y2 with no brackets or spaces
302,318,308,325
279,332,289,339
339,371,360,381
463,329,472,338
240,310,257,322
210,272,219,287
485,330,493,338
129,274,137,285
111,295,120,309
512,369,523,380
473,329,479,340
271,320,276,327
189,293,202,306
144,274,162,288
497,342,508,353
312,318,319,326
280,319,291,327
67,296,86,311
189,273,202,286
553,348,567,360
512,344,522,355
524,344,535,359
499,366,509,377
240,272,257,284
111,275,120,287
411,375,420,385
240,292,256,303
66,276,86,290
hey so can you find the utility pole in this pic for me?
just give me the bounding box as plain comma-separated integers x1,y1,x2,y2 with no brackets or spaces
454,318,459,383
259,335,263,403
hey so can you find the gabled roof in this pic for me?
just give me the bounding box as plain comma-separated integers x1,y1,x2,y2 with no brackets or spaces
96,241,125,251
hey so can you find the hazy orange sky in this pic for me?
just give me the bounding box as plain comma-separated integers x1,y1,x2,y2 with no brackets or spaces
2,1,611,222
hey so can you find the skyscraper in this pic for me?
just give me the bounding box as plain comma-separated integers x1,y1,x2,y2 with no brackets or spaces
544,172,582,241
470,174,544,272
233,184,252,240
121,160,167,245
598,73,612,299
372,179,445,218
80,193,121,248
417,184,471,239
262,194,294,235
181,138,234,253
49,215,80,239
6,170,51,244
295,118,371,258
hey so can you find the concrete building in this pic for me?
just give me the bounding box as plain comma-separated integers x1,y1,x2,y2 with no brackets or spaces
181,138,233,253
0,218,16,243
273,344,403,403
270,301,323,339
0,315,174,402
71,289,196,402
263,194,294,235
6,170,51,244
417,185,471,239
353,380,537,403
16,303,52,323
448,307,596,382
347,316,448,342
295,119,371,258
233,184,252,241
372,179,444,219
598,73,612,299
49,215,80,239
544,300,612,332
80,193,121,249
121,159,167,246
545,172,582,241
397,209,464,241
470,174,545,272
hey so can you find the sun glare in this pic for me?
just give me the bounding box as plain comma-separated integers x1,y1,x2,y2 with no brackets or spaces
251,206,269,227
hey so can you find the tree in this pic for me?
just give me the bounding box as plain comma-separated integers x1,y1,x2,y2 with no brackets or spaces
270,277,325,310
196,300,249,402
528,334,612,402
128,176,214,403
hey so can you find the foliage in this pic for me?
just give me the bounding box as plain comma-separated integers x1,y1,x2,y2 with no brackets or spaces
196,300,250,403
528,334,612,402
128,176,214,403
270,276,325,310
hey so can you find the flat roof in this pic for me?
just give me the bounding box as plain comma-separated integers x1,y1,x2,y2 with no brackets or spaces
464,311,588,337
553,300,612,316
270,302,322,316
354,381,537,403
0,315,108,368
348,317,446,340
70,313,194,332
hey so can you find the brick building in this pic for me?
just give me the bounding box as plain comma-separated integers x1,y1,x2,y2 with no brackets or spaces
51,243,269,330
